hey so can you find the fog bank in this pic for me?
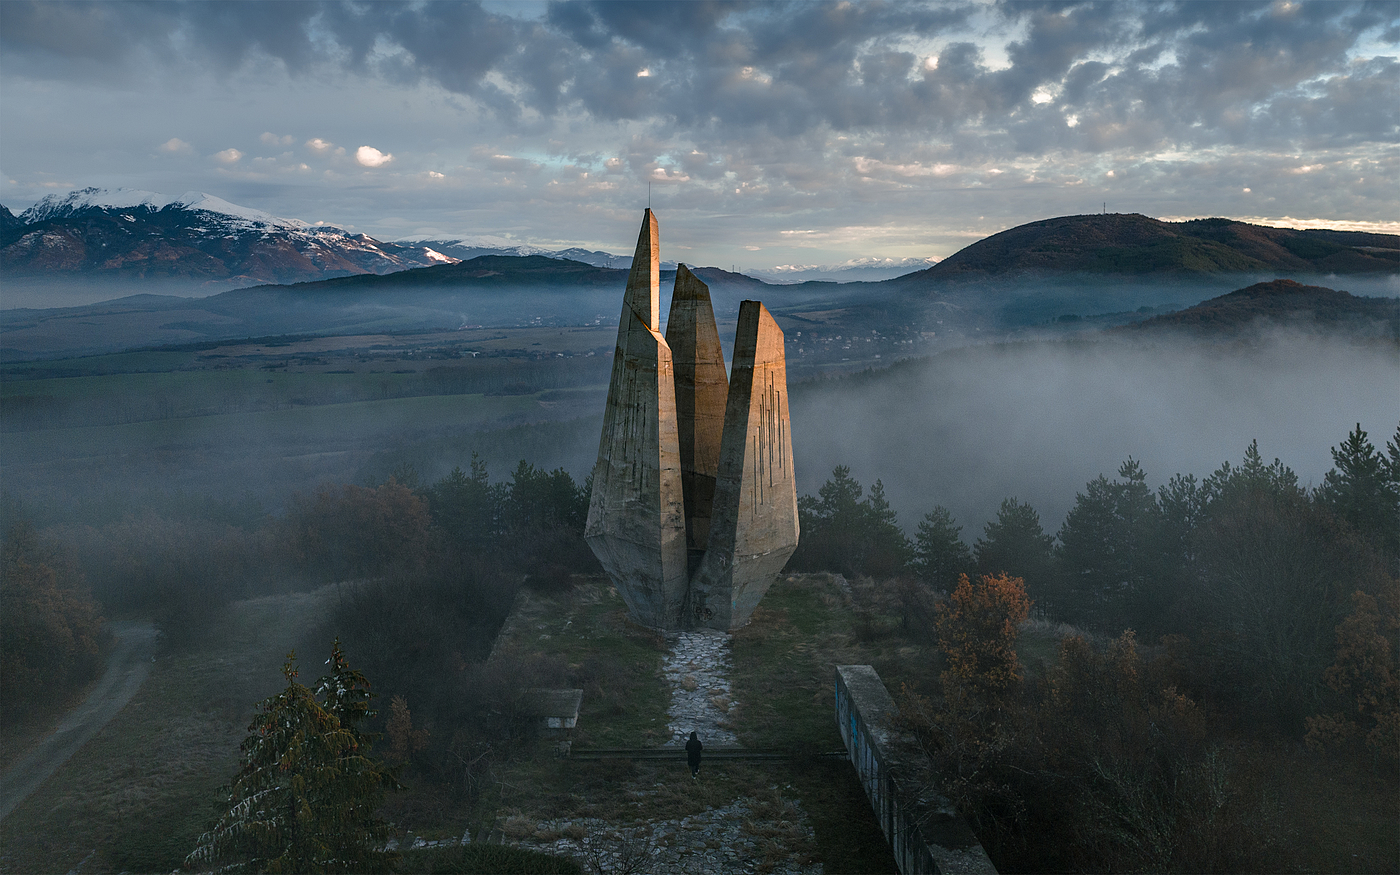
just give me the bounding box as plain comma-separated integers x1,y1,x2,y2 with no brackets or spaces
789,332,1400,538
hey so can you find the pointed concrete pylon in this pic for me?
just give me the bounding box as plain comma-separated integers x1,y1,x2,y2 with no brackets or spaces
690,300,799,631
584,209,689,630
665,264,729,575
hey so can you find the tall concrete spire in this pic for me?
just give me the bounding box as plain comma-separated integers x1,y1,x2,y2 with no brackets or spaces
624,208,660,329
586,212,798,632
690,301,799,630
665,264,729,573
584,209,688,629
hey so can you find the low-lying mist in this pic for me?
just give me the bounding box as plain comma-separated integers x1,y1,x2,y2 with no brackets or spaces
790,330,1400,536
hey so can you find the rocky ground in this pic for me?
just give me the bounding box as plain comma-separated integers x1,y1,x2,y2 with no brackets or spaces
486,586,825,873
662,629,740,748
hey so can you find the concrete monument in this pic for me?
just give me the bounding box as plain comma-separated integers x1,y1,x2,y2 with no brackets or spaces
586,210,799,631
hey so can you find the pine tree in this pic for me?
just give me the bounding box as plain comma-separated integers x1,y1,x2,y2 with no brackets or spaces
1317,423,1400,564
186,641,400,874
914,505,973,590
426,453,498,550
862,479,912,576
975,498,1055,595
792,466,911,576
1057,459,1161,630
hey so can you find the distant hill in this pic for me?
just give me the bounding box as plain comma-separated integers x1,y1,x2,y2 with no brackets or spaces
1126,279,1399,335
231,254,624,296
402,239,679,272
225,255,772,298
0,255,791,361
889,214,1400,285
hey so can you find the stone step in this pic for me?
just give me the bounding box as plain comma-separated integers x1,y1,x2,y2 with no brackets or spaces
568,747,847,761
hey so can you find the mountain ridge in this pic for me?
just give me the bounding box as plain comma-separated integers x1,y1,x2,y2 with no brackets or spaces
888,213,1400,287
1,187,455,290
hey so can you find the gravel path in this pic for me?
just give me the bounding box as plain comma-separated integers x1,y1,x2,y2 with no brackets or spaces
662,629,739,748
0,620,158,822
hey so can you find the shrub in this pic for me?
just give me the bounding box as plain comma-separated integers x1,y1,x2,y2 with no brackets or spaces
0,514,107,716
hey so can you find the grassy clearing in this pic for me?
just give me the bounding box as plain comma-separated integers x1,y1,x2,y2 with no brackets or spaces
491,580,671,749
0,588,335,874
479,574,911,873
0,676,102,774
729,574,941,750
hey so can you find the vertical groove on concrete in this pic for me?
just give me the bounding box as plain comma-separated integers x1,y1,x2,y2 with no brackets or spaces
692,301,800,631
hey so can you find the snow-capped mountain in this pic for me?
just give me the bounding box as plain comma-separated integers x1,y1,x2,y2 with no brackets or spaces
3,187,457,289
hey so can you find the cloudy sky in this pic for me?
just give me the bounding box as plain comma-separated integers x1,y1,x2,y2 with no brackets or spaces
2,0,1397,270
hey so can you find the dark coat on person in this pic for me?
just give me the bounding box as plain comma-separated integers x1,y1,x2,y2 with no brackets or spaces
685,731,703,775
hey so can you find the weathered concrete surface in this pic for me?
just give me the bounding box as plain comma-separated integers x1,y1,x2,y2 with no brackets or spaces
584,209,689,630
664,265,729,575
691,301,799,631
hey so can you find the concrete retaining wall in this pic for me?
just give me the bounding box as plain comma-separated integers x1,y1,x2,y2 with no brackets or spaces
835,665,998,875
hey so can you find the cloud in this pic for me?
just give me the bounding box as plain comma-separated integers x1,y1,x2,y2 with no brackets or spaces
4,1,1391,155
0,1,1394,259
355,145,393,167
159,137,192,154
213,148,243,164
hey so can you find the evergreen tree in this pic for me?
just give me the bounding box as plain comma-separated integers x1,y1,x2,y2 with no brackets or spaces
1057,459,1162,630
187,642,400,874
1156,472,1203,570
914,506,973,590
974,498,1055,603
790,466,910,577
1186,441,1364,725
503,460,588,532
425,453,498,550
863,480,913,577
1201,439,1302,508
1316,423,1400,565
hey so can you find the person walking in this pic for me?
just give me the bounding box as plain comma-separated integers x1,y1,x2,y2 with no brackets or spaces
685,730,703,779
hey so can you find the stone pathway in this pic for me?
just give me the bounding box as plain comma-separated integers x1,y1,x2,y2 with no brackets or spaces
512,795,820,875
662,629,739,747
484,585,826,873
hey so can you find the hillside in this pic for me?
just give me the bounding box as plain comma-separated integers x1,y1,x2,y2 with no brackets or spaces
1126,279,1399,335
229,256,771,297
890,214,1400,283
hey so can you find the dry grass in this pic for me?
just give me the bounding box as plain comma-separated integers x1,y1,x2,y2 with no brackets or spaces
0,677,100,774
0,587,337,874
474,574,906,872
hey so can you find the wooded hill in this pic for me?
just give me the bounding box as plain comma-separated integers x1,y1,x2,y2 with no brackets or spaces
890,213,1400,283
1127,278,1400,335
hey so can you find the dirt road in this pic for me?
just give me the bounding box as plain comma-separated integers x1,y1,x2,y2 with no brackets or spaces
0,620,158,821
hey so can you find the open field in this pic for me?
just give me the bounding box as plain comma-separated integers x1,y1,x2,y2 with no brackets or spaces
2,391,603,522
